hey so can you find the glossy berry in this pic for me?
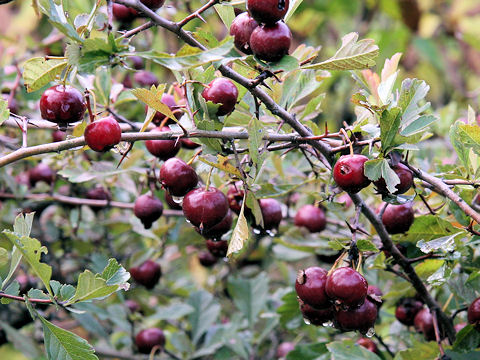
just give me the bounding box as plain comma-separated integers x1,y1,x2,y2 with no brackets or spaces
86,186,112,201
133,193,164,229
299,299,334,326
125,299,141,313
295,267,329,309
333,155,370,193
247,0,290,25
468,297,480,329
414,308,435,341
140,0,166,10
356,338,377,353
206,239,229,258
382,202,414,234
183,187,229,231
367,285,383,308
130,260,162,289
325,267,368,308
199,210,233,239
259,198,283,230
40,85,86,126
181,138,200,149
165,191,182,210
112,3,138,22
84,116,122,152
29,163,55,187
227,183,245,214
135,328,165,354
151,93,181,125
145,126,181,160
374,163,414,195
134,71,159,87
202,78,238,116
395,298,423,326
334,298,378,333
250,22,292,62
294,205,327,233
52,130,66,142
160,158,198,197
198,251,218,267
230,12,258,54
276,342,295,358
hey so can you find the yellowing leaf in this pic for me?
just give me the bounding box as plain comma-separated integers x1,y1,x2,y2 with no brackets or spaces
227,197,249,257
198,155,242,178
131,85,176,130
23,57,68,93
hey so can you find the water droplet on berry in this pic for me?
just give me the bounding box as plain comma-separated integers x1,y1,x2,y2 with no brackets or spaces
365,327,376,338
172,195,183,205
322,320,334,327
266,230,276,236
253,228,261,234
303,317,311,325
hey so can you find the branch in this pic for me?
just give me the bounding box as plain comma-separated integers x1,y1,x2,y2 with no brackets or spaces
176,0,219,28
0,292,53,304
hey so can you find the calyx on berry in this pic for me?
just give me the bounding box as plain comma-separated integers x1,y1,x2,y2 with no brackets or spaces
182,187,229,231
84,116,122,152
247,0,290,25
295,267,330,309
40,85,86,126
202,78,239,116
230,12,258,54
381,202,414,234
159,157,198,197
135,328,165,354
250,22,292,62
133,193,164,229
294,204,327,233
333,154,371,193
145,126,181,160
325,267,368,308
130,260,162,289
227,183,245,214
374,163,414,195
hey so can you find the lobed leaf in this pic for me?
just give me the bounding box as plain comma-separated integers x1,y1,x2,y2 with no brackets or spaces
23,57,68,93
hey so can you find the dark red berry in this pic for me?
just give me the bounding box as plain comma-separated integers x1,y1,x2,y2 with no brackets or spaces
250,22,292,62
129,56,144,70
165,191,182,210
86,186,112,201
2,94,18,114
40,85,86,126
356,338,377,353
382,202,414,234
367,285,383,308
259,198,283,230
134,71,159,87
134,193,164,229
247,0,290,25
295,267,330,309
84,116,122,152
135,328,165,354
206,239,229,258
198,251,218,267
395,298,424,326
299,299,334,326
29,163,55,186
130,260,162,289
125,299,141,313
202,78,238,116
230,12,258,54
334,298,378,333
140,0,166,10
468,297,480,330
52,130,66,142
276,342,295,358
294,205,327,233
159,158,198,197
145,126,181,160
183,187,229,231
414,308,435,341
112,3,138,22
199,210,233,239
150,94,181,125
181,138,200,149
325,267,368,308
374,163,414,195
227,183,244,214
333,155,371,193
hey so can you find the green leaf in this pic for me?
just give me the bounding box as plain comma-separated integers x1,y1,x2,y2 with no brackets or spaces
287,343,328,360
453,325,480,353
400,115,437,137
0,322,42,358
303,32,378,70
38,0,84,43
147,303,194,321
405,215,462,242
39,314,99,360
417,233,460,254
397,78,431,128
262,55,299,72
23,57,68,93
277,291,303,330
414,259,444,278
285,0,304,23
78,35,126,73
51,280,76,302
357,239,379,252
248,117,267,171
379,107,403,154
364,158,400,193
1,280,19,304
227,273,269,328
450,121,471,171
187,290,221,345
454,123,480,156
327,340,381,360
394,338,439,360
214,4,235,30
227,196,250,257
0,98,9,125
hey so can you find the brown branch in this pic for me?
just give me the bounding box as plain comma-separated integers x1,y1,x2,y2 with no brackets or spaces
176,0,219,28
0,292,53,304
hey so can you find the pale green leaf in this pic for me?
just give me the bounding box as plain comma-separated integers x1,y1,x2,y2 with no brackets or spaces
364,158,400,193
327,340,381,360
187,291,220,345
227,196,250,257
23,57,68,93
248,117,267,171
0,99,9,125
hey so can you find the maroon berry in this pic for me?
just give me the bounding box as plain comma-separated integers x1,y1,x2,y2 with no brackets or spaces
134,193,164,229
29,163,55,186
382,202,414,234
112,3,138,22
181,138,200,149
86,186,112,201
356,338,377,353
140,0,166,10
334,298,378,333
250,22,292,62
299,299,334,326
129,56,144,70
325,267,368,308
165,191,182,210
367,285,383,308
151,94,181,125
84,116,122,152
247,0,290,25
135,328,165,354
52,130,66,142
16,172,30,187
2,94,18,114
125,299,141,313
202,78,238,116
227,183,245,214
183,187,229,230
230,12,258,54
198,251,218,267
159,158,198,197
145,126,181,160
333,155,371,193
294,205,327,233
130,260,161,289
414,308,435,341
259,198,283,230
276,342,295,358
134,71,159,87
395,298,423,326
206,239,228,258
40,85,85,126
374,163,414,195
295,267,329,309
468,297,480,329
199,210,233,239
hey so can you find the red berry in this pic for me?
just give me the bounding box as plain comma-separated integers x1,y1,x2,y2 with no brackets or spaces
150,94,181,125
29,163,55,187
159,158,198,197
334,298,378,333
112,3,138,22
276,342,295,358
198,251,218,267
333,155,371,193
230,12,258,54
84,116,122,152
413,308,435,341
86,186,112,201
2,94,19,114
181,138,200,149
198,210,233,240
182,187,229,231
294,205,327,233
134,71,159,87
206,239,229,258
135,328,165,354
134,193,164,229
395,298,423,326
468,297,480,330
259,198,283,230
325,267,368,308
295,267,330,309
202,78,238,116
125,299,141,313
250,22,292,62
145,126,181,160
227,183,245,214
247,0,290,25
374,163,414,195
381,202,414,234
356,338,377,353
130,260,162,289
129,56,143,70
40,85,85,126
165,191,182,210
52,130,66,142
299,299,334,326
140,0,166,10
